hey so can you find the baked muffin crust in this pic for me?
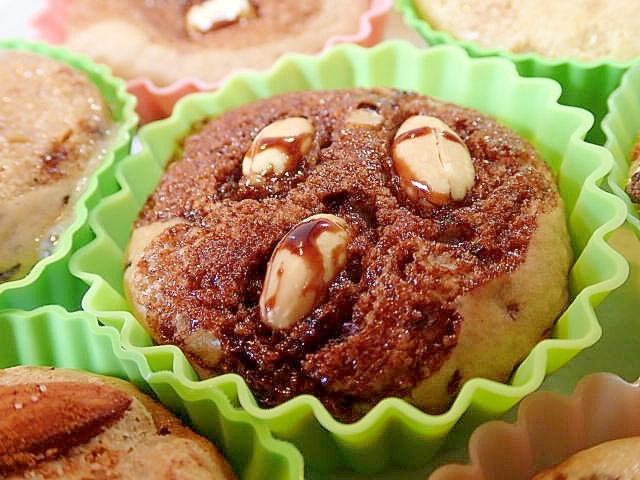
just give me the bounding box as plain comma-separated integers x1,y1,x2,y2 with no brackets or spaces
533,436,640,480
125,88,572,421
0,366,236,479
414,0,640,61
59,0,371,86
0,50,113,283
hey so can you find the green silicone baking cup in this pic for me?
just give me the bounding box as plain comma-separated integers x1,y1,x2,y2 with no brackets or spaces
0,39,138,312
602,62,640,237
396,0,638,146
0,306,304,480
71,41,629,474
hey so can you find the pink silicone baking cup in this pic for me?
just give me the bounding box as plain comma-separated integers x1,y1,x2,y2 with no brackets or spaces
429,372,640,480
32,0,392,124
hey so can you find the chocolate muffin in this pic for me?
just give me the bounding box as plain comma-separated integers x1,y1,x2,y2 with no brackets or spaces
0,366,236,479
124,88,572,422
0,50,114,283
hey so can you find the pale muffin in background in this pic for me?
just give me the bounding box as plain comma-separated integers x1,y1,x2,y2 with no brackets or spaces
0,366,237,479
414,0,640,61
0,50,114,283
44,0,376,87
532,437,640,480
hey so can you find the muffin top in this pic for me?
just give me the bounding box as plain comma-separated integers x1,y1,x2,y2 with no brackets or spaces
414,0,640,61
60,0,371,86
0,50,113,282
0,366,236,479
125,88,565,421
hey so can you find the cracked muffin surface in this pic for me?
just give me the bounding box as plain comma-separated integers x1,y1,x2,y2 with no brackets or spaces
125,88,572,421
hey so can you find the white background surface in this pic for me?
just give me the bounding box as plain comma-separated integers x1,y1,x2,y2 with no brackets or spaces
0,1,44,39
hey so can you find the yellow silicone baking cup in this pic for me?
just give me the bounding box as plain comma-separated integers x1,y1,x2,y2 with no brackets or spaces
0,39,138,312
71,41,628,474
396,0,638,146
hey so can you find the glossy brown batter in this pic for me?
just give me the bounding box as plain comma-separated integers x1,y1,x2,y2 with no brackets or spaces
125,88,570,421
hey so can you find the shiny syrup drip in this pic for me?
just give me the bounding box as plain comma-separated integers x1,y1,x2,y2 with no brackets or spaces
393,125,465,200
263,217,340,316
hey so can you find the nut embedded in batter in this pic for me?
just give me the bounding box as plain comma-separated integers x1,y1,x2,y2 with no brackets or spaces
392,114,475,206
259,213,351,329
241,116,314,186
345,106,385,127
185,0,256,37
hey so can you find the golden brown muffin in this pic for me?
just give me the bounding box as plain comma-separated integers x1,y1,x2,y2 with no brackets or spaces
0,366,236,479
0,50,114,283
124,88,572,422
414,0,640,61
55,0,371,87
532,436,640,479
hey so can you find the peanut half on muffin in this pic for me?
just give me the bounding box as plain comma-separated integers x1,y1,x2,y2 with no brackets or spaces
0,50,116,283
0,366,236,479
124,88,573,422
43,0,376,87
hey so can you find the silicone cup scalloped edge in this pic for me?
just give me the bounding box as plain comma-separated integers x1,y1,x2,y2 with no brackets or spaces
395,0,635,146
428,372,640,480
603,61,640,237
0,39,138,312
70,41,629,474
31,0,394,124
0,306,305,480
